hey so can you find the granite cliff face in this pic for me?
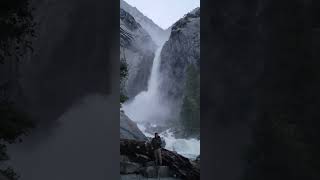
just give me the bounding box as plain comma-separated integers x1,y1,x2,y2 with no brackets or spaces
158,8,200,126
160,8,200,97
120,7,158,143
120,0,169,45
120,8,157,98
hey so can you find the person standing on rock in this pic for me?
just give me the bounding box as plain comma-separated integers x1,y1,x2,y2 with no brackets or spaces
151,132,163,166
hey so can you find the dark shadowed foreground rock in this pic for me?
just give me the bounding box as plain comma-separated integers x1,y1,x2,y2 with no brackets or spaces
0,173,9,180
120,139,200,180
121,174,179,180
141,166,172,178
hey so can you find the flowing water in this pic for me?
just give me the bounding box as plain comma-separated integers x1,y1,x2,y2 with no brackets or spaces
123,44,170,124
138,124,200,160
123,44,200,160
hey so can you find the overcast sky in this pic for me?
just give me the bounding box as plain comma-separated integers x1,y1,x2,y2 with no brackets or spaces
123,0,200,29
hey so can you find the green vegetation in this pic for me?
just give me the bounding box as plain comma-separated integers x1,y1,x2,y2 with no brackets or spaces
180,64,200,137
120,54,129,104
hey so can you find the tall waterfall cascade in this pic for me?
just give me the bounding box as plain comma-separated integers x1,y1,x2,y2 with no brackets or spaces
123,41,200,160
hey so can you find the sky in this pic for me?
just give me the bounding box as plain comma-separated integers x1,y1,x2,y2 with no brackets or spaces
123,0,200,29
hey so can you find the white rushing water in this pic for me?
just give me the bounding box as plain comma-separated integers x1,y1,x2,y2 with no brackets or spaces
138,124,200,160
123,43,200,160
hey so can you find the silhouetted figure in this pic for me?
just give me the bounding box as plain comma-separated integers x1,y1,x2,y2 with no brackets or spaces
151,132,162,166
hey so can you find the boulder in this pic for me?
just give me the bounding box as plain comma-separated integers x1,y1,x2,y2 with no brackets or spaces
141,166,172,178
120,111,147,141
145,161,156,167
135,154,151,163
120,161,141,174
191,155,200,169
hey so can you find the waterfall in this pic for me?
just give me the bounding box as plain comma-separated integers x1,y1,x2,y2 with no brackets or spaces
122,43,169,124
123,42,200,160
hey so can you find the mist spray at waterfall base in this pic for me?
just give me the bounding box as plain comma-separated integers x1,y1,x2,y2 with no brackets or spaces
123,43,200,160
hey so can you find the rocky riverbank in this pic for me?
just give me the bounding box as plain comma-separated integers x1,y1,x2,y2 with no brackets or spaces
120,139,200,180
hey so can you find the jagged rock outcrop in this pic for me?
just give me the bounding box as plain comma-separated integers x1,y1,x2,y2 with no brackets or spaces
120,139,200,180
120,0,169,45
120,8,157,98
120,111,147,141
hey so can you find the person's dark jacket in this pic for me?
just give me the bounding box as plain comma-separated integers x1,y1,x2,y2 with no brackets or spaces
151,136,162,150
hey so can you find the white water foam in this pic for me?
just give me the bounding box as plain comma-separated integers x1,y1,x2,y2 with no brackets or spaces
161,129,200,160
137,124,200,160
